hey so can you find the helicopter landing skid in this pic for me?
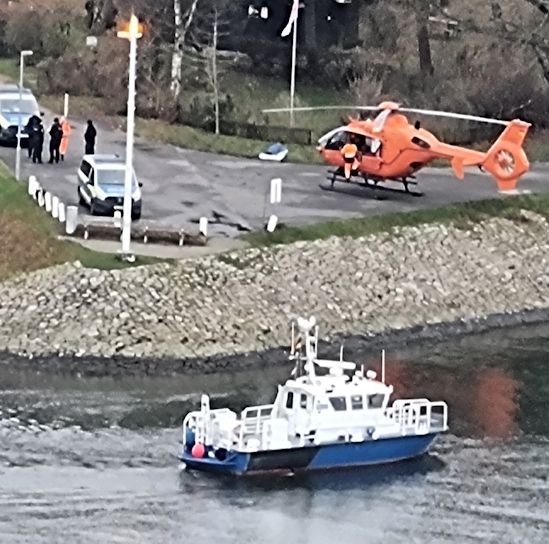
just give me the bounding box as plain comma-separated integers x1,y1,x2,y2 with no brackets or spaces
325,170,424,197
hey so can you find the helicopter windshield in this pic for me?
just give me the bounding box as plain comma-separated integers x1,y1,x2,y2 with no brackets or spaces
323,130,381,156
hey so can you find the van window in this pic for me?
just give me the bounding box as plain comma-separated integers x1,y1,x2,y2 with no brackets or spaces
80,161,92,178
329,396,347,411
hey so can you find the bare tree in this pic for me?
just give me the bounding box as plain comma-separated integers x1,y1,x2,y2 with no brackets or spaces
413,0,434,75
171,0,200,98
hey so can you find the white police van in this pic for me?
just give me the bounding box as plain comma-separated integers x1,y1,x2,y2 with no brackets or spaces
77,154,142,220
0,84,41,146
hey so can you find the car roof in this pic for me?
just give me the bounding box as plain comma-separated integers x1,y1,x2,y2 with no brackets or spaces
82,154,126,168
0,85,35,96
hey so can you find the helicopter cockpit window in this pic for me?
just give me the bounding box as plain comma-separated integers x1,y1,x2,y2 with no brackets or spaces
324,131,347,150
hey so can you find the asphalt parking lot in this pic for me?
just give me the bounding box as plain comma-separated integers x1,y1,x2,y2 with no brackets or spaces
1,115,548,238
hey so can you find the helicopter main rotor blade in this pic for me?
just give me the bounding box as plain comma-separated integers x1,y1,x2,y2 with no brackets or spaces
399,108,510,126
261,106,380,113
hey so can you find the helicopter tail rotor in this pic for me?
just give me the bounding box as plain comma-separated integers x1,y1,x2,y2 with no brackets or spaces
481,120,531,192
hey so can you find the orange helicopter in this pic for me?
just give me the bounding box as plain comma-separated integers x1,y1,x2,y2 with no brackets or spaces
263,101,531,196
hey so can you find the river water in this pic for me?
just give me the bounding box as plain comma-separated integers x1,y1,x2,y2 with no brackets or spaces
1,324,548,544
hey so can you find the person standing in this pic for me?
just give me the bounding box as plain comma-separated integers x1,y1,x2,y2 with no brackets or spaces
59,117,72,161
84,119,97,154
32,119,44,164
48,118,63,164
25,115,40,159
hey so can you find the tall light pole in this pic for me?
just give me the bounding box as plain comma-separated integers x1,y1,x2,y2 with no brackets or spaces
117,14,142,259
15,50,33,181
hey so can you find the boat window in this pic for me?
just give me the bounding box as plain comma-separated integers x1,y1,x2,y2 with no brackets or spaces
351,395,363,410
300,393,308,409
286,391,294,409
367,394,385,409
329,396,347,411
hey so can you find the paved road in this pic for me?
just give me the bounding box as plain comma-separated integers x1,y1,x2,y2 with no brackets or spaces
1,114,548,238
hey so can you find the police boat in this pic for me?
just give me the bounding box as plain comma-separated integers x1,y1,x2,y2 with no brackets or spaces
179,316,448,476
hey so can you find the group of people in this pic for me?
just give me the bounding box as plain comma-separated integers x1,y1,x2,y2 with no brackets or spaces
24,116,97,165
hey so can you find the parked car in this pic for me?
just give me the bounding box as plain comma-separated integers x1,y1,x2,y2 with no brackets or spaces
77,154,142,220
0,84,41,146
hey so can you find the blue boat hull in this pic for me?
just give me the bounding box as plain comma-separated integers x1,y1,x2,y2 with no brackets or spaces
180,433,440,476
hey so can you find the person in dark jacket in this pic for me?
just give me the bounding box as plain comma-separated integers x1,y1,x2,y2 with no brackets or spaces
32,119,44,164
48,118,63,164
84,119,97,155
25,115,41,158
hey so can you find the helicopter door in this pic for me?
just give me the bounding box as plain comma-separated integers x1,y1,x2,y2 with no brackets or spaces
321,130,354,168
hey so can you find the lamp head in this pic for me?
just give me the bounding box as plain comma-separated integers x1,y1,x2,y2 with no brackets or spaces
21,50,33,57
117,14,143,40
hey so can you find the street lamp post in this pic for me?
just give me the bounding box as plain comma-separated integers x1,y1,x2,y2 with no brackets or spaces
15,50,33,181
117,14,142,259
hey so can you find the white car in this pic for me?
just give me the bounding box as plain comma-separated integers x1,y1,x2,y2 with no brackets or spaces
0,84,41,146
77,154,142,220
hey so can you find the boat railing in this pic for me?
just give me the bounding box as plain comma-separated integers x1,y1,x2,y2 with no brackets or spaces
385,399,448,435
183,407,237,448
237,404,274,449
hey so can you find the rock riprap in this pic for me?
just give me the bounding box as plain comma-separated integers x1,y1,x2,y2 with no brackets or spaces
1,212,548,359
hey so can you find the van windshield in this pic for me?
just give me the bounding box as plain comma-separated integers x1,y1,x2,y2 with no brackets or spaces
0,98,39,115
96,168,137,189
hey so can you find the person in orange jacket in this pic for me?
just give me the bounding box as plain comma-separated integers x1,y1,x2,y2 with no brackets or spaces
59,117,72,161
341,136,360,180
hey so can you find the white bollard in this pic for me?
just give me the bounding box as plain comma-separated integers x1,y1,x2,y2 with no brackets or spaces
44,192,52,212
113,210,122,228
58,202,66,223
270,178,282,204
199,216,208,237
266,214,278,233
65,205,78,235
51,196,59,219
37,190,45,207
28,175,37,197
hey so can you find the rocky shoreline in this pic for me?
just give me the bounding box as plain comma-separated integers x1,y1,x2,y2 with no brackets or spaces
1,305,549,377
1,210,549,375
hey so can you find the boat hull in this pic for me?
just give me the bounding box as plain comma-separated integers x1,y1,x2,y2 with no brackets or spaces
181,433,440,476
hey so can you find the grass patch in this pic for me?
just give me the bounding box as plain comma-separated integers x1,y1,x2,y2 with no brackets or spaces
0,162,160,280
133,118,323,164
245,193,549,246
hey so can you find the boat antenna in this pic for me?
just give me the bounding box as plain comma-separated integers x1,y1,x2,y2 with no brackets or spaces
381,349,386,384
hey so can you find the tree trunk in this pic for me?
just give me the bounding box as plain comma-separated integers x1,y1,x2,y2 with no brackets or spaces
171,0,200,99
414,0,434,75
212,8,219,135
170,0,184,98
304,0,316,50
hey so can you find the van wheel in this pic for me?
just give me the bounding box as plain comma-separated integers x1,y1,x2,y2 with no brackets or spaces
132,210,141,221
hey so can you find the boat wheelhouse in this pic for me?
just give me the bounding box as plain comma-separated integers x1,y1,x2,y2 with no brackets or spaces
180,316,448,476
